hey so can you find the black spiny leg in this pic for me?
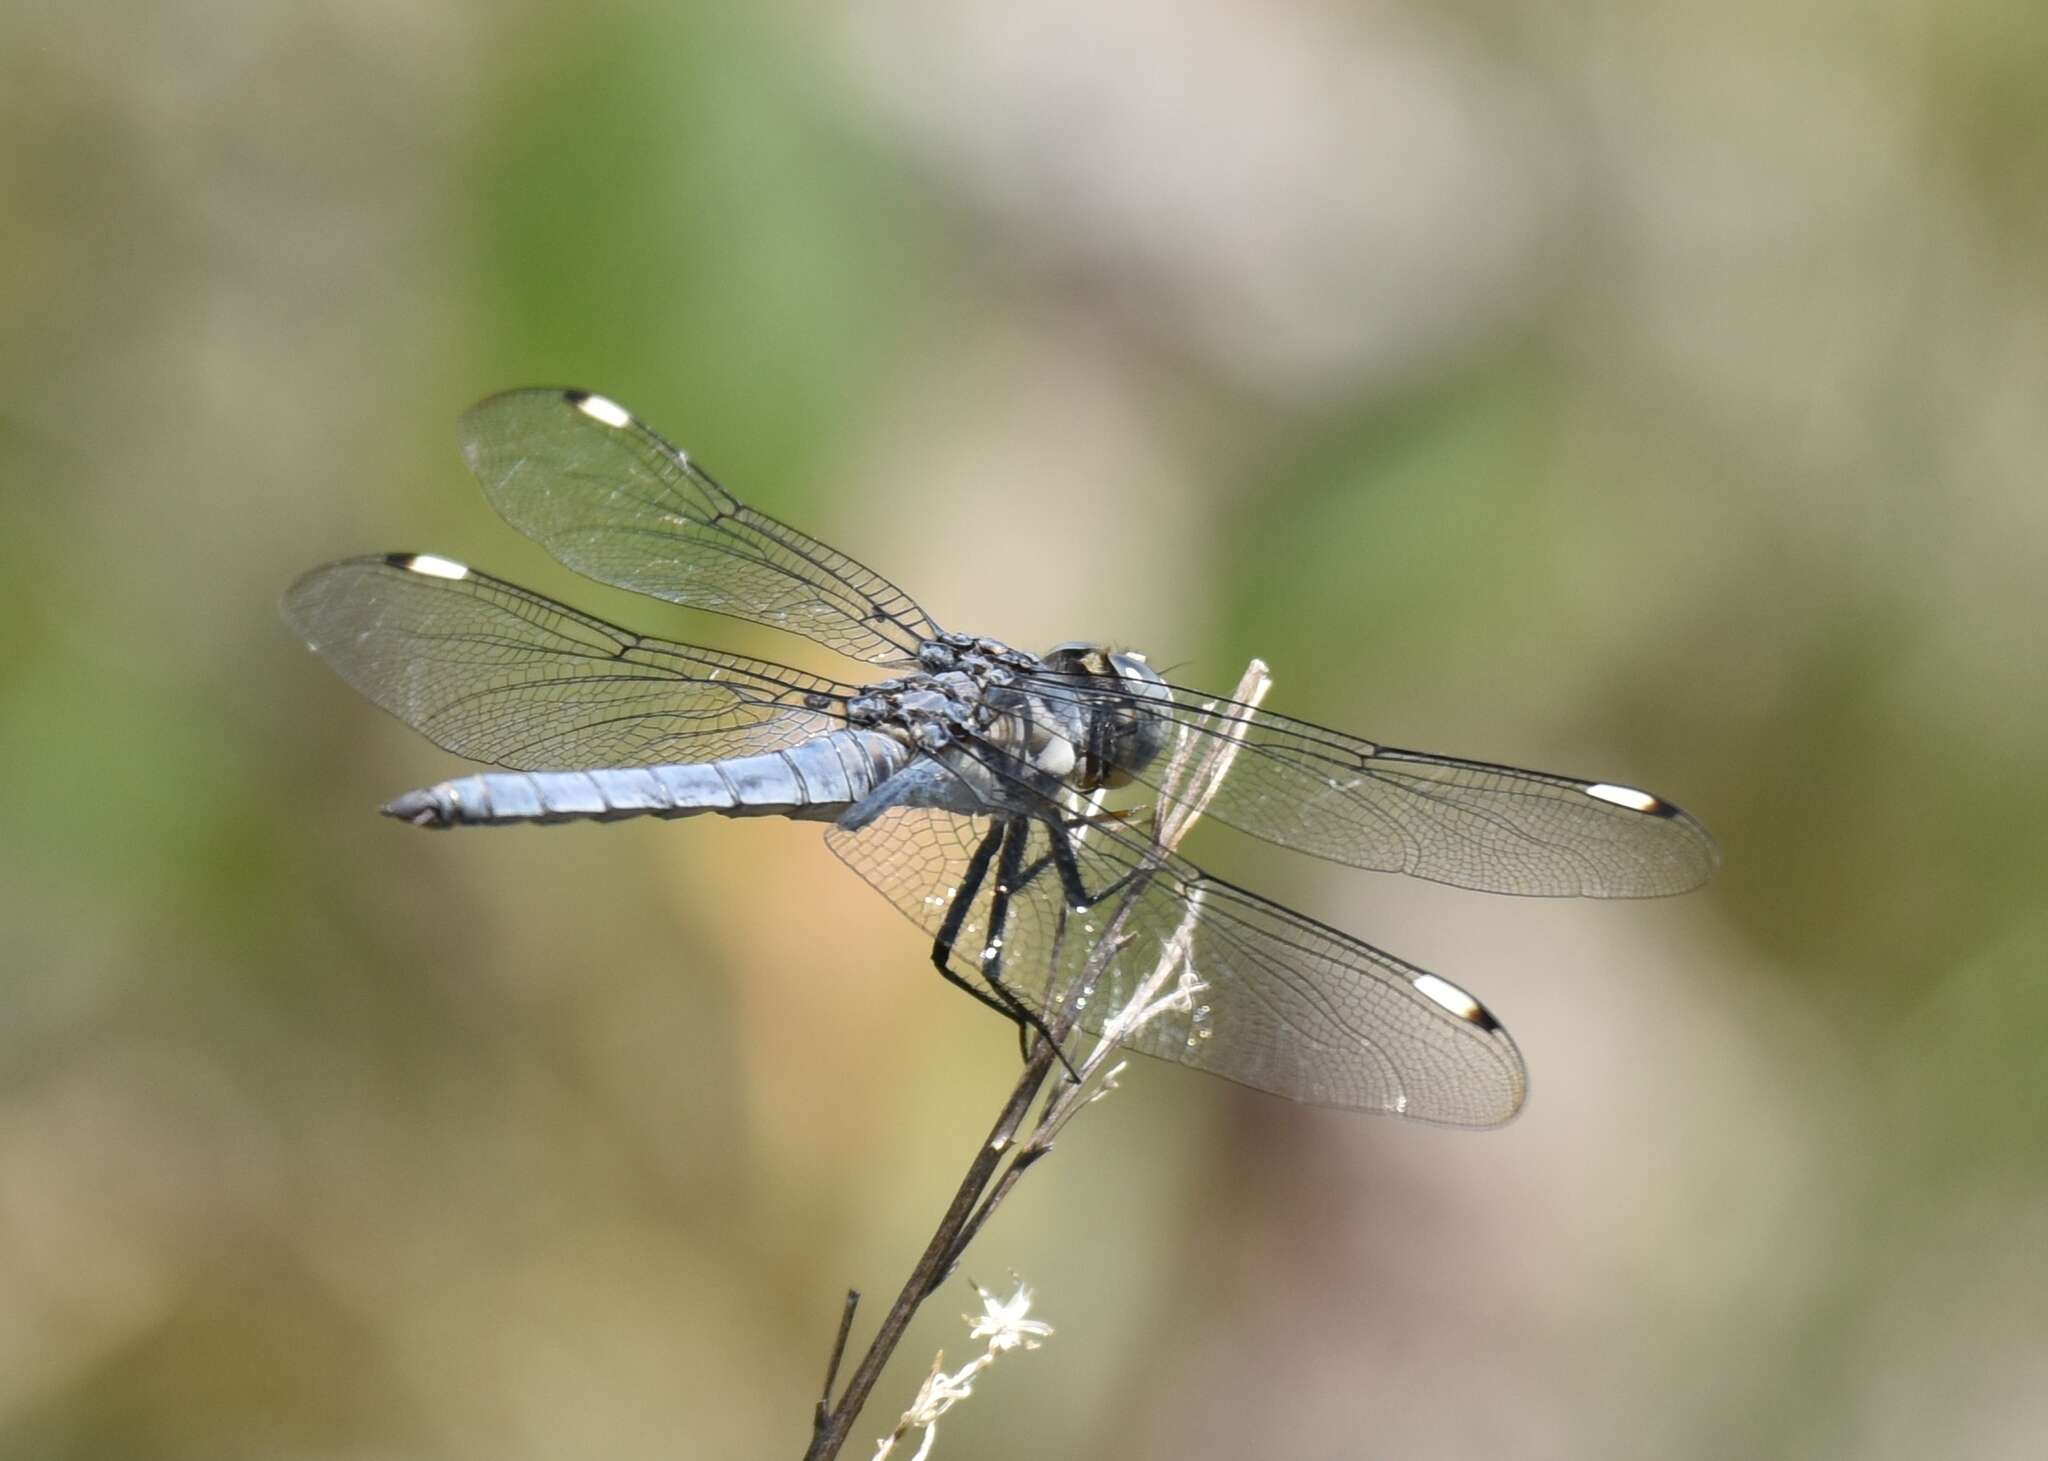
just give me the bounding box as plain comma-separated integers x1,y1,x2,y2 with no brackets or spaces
960,819,1063,1077
1016,812,1141,914
980,820,1084,1081
981,817,1034,1063
1032,815,1161,1020
929,818,1080,1080
929,820,1023,1024
1047,816,1135,910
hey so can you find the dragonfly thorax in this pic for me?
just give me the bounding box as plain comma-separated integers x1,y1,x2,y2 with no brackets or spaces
840,635,1168,793
847,640,1027,758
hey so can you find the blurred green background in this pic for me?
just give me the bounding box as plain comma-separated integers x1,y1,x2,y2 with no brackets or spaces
5,1,2046,1456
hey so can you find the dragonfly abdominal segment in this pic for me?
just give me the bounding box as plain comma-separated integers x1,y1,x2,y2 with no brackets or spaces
381,729,913,828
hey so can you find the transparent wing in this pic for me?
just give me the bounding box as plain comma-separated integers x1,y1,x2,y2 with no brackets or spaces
283,554,856,770
1024,673,1719,898
826,796,1526,1125
458,388,941,666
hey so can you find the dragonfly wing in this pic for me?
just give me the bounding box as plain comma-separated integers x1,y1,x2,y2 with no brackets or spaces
458,388,941,665
826,795,1525,1125
283,554,855,770
1024,673,1718,897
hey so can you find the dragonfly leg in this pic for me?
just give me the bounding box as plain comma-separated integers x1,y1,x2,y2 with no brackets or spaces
1029,813,1150,912
999,827,1117,1052
980,820,1083,1082
980,818,1034,1064
926,820,1080,1080
1045,822,1107,910
1010,813,1099,908
929,821,1025,1024
1028,817,1173,1022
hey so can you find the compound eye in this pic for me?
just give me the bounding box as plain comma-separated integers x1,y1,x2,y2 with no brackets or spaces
1107,651,1169,697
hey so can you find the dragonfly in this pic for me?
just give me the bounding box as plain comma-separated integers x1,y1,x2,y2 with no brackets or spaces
283,388,1719,1127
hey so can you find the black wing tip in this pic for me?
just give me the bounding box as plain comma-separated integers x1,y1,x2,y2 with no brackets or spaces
1468,1015,1529,1127
1405,971,1528,1126
296,551,456,576
459,387,608,460
284,554,476,636
463,388,643,451
1405,1011,1529,1129
365,552,475,584
1655,799,1724,891
477,385,617,415
1408,970,1511,1035
1574,781,1724,894
465,384,589,407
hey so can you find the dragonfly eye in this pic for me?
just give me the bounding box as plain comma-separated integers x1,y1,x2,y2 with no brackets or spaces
1102,651,1172,777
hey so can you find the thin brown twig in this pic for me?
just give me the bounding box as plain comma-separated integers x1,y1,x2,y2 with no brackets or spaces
804,1041,1060,1461
814,1288,861,1433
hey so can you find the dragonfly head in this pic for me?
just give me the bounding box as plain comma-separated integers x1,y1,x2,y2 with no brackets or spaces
1041,642,1173,788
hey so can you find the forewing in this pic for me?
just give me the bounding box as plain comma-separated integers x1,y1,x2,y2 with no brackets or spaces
1027,674,1719,898
283,554,854,770
826,800,1526,1124
458,388,940,665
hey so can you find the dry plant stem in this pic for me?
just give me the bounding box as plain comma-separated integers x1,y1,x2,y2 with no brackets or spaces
804,1041,1062,1461
814,1288,862,1433
803,660,1272,1461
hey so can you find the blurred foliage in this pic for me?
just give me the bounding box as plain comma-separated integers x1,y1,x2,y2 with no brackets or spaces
4,0,2046,1457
